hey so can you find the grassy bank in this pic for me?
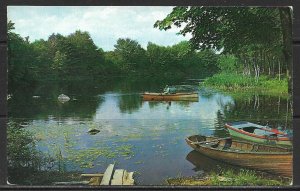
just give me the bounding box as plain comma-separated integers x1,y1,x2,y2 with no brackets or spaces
166,169,290,186
202,73,288,96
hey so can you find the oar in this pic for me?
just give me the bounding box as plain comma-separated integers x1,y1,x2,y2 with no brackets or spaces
191,137,231,145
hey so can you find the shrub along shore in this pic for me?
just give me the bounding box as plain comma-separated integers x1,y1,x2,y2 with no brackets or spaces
202,73,289,96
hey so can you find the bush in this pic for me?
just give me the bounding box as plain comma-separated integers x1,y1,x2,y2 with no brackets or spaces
202,73,288,95
203,73,256,88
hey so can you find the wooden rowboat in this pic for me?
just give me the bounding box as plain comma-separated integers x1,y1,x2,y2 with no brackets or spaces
225,121,292,147
185,135,292,177
141,92,198,101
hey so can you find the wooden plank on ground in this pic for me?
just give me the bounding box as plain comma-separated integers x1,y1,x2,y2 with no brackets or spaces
53,181,89,185
123,171,134,185
100,164,115,185
111,169,124,185
89,177,102,186
81,173,104,177
111,169,134,185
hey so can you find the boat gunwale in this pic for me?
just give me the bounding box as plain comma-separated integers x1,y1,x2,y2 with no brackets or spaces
142,92,198,96
224,123,290,141
185,136,292,155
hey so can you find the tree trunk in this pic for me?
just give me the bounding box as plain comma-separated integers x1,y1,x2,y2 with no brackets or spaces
285,97,289,130
277,96,281,115
267,53,271,75
279,8,292,93
272,56,275,76
278,58,281,81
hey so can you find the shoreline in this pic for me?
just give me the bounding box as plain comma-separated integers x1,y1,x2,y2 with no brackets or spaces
166,169,291,186
201,73,289,98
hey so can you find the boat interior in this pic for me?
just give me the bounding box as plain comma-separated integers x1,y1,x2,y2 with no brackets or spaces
188,135,292,153
240,126,257,133
240,126,279,137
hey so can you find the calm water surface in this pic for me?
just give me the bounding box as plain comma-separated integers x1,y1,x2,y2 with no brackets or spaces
8,77,292,185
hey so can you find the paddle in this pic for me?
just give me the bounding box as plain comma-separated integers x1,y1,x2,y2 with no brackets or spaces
191,137,231,145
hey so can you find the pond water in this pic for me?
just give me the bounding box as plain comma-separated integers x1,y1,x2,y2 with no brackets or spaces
8,77,292,185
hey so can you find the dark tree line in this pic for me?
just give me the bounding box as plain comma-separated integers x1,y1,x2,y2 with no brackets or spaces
8,21,219,93
8,7,292,92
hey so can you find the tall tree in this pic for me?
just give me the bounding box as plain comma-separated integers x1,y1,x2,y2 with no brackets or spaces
8,21,38,89
114,38,147,73
154,7,292,90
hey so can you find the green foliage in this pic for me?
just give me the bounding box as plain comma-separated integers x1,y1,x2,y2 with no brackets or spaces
7,121,41,169
8,20,218,91
209,169,288,186
203,73,256,88
166,169,289,186
217,54,239,72
7,20,15,34
113,38,147,73
8,25,108,92
7,121,61,184
203,73,288,95
52,50,66,70
155,7,283,53
8,11,291,93
155,7,292,91
145,41,218,77
8,30,39,88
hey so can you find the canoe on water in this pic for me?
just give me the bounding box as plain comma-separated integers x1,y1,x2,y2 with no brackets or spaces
225,121,292,147
185,135,292,177
141,92,198,101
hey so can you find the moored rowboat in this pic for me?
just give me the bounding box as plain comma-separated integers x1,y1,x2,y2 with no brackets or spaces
141,92,198,101
225,121,292,147
185,135,292,177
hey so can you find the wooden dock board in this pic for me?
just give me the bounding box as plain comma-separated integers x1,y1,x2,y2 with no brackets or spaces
111,169,134,185
100,164,115,185
123,171,134,185
89,177,102,186
54,164,134,186
111,169,124,185
81,173,104,177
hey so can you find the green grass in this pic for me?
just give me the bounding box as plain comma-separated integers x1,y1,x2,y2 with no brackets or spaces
166,169,290,186
202,73,288,96
210,169,288,186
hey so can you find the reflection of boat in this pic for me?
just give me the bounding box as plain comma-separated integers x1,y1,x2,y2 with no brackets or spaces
185,135,292,177
225,122,292,147
186,150,239,172
141,92,198,101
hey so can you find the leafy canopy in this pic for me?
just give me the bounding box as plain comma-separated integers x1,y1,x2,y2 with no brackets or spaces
154,7,282,54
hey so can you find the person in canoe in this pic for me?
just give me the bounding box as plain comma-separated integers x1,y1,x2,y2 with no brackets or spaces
163,85,176,94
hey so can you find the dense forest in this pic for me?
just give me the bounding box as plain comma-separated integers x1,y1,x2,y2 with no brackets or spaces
8,21,218,93
8,7,292,94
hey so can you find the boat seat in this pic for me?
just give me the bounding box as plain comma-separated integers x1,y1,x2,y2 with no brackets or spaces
251,145,259,152
216,141,226,150
218,139,232,150
204,141,219,148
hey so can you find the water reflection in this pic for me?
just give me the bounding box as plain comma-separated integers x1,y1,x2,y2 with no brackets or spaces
186,150,239,173
8,77,292,185
217,93,292,130
118,94,142,114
